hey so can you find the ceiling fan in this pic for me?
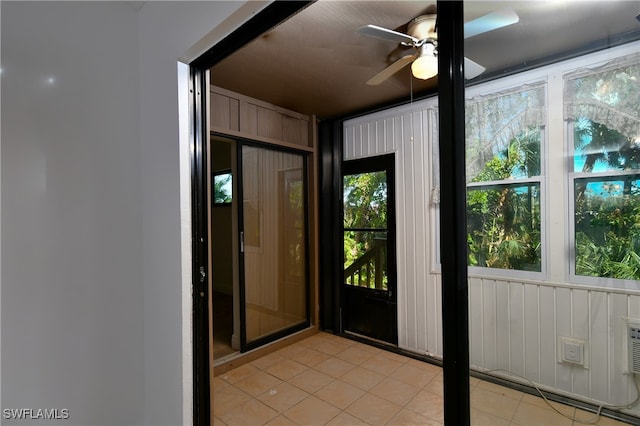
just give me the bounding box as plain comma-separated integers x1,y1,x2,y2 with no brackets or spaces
357,9,519,85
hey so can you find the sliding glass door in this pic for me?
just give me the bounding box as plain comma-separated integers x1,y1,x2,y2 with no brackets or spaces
238,143,309,350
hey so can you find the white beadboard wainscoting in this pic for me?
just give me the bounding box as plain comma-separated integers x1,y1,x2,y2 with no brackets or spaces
343,42,640,417
467,276,640,408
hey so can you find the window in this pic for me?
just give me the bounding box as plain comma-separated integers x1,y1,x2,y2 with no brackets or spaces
566,54,640,283
428,49,640,286
213,171,232,204
465,83,546,274
343,169,389,290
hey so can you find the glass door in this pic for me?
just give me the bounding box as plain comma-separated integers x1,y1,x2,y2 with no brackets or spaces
238,143,309,350
342,154,397,344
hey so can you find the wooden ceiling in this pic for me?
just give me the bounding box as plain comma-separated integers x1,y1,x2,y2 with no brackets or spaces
210,1,640,120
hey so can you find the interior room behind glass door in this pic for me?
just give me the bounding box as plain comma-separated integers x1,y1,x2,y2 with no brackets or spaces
240,144,308,347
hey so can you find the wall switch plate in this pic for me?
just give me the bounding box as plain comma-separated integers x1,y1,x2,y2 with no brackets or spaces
559,337,587,367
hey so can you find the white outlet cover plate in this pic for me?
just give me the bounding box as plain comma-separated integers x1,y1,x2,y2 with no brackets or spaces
558,336,589,368
563,340,583,364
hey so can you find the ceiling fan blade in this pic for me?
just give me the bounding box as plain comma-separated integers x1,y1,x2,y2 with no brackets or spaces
464,57,486,80
357,24,419,45
464,8,519,39
367,54,416,86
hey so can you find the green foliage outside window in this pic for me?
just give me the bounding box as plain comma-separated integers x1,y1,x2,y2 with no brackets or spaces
466,128,542,271
464,82,545,273
343,171,389,289
343,172,388,269
573,119,640,280
343,172,387,230
574,182,640,280
566,55,640,281
213,173,232,204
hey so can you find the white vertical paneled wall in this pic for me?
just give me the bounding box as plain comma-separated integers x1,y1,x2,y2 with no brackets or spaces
344,102,442,356
343,42,640,416
467,277,640,407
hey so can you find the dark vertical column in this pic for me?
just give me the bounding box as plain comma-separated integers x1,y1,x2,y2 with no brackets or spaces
318,119,343,332
437,1,470,425
190,67,210,426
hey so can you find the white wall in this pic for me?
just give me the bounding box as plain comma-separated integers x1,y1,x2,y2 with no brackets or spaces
344,42,640,417
1,3,142,424
1,1,260,425
138,2,252,425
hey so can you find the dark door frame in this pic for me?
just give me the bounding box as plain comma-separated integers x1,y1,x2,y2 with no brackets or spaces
189,65,210,426
188,1,469,425
235,138,312,353
318,119,343,335
341,154,398,345
188,3,314,426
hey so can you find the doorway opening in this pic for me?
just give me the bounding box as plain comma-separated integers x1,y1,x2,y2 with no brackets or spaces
342,154,397,345
210,134,312,361
236,140,311,351
211,136,240,360
188,2,469,425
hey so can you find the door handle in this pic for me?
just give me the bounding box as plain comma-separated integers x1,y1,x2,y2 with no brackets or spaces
240,231,244,253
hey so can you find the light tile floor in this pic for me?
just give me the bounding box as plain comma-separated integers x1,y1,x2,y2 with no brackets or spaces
213,332,632,425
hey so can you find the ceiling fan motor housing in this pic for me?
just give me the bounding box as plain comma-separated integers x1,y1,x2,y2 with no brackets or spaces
407,14,437,42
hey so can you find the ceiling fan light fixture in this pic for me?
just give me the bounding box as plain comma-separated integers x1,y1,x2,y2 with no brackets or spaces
411,43,438,80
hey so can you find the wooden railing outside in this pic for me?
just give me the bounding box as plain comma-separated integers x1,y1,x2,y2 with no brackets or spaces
344,238,386,290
